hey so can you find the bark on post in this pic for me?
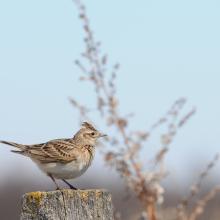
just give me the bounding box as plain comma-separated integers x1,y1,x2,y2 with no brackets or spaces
20,189,114,220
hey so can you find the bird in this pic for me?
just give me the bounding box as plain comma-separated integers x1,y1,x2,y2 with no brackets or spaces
0,122,107,190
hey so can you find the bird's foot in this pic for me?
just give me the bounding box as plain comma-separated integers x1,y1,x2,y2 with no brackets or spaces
69,185,78,190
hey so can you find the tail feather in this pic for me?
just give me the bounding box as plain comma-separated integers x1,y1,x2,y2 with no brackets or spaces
11,150,26,155
11,150,46,159
1,141,47,159
0,140,26,150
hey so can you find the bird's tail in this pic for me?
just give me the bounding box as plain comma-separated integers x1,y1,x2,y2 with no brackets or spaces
0,140,27,150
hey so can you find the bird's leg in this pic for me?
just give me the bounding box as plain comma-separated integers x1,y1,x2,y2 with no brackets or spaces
49,175,61,190
62,179,78,190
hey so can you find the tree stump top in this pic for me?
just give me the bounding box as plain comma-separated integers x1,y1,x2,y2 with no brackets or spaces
20,189,113,220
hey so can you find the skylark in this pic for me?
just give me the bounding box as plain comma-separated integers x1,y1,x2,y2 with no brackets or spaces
0,122,106,190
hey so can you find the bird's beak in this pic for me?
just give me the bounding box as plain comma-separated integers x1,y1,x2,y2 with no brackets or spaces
98,133,107,138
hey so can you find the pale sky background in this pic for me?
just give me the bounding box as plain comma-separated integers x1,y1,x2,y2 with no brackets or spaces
0,0,220,189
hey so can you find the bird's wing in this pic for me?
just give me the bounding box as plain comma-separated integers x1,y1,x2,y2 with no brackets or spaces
27,139,81,163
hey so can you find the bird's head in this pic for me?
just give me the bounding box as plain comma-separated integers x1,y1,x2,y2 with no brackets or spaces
73,122,107,145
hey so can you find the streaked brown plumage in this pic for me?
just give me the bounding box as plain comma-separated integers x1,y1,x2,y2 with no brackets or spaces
0,122,106,190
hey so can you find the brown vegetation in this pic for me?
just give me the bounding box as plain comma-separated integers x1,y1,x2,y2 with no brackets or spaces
70,1,220,219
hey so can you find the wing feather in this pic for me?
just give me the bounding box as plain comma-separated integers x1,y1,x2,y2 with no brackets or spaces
25,139,80,163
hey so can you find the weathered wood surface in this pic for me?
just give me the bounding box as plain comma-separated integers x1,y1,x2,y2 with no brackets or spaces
20,189,114,220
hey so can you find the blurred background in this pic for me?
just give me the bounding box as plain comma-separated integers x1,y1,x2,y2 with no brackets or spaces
0,0,220,219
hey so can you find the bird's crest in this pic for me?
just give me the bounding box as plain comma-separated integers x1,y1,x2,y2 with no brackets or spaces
82,122,97,131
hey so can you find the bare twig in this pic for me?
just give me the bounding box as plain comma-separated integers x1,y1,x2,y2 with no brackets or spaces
70,1,219,220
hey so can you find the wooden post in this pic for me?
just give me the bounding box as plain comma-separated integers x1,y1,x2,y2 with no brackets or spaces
20,189,114,220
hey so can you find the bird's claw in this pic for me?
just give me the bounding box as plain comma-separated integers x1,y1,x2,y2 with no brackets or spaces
69,186,78,190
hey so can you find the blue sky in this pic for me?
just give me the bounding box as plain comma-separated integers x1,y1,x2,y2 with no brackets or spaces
0,0,220,186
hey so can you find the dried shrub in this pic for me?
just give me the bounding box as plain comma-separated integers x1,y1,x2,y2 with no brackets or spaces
71,1,219,219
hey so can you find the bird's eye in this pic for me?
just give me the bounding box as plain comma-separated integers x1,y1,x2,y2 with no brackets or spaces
91,132,95,136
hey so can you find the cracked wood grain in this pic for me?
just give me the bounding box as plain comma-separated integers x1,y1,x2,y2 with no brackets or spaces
20,189,114,220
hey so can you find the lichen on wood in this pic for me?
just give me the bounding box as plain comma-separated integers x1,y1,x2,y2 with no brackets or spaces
20,189,114,220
